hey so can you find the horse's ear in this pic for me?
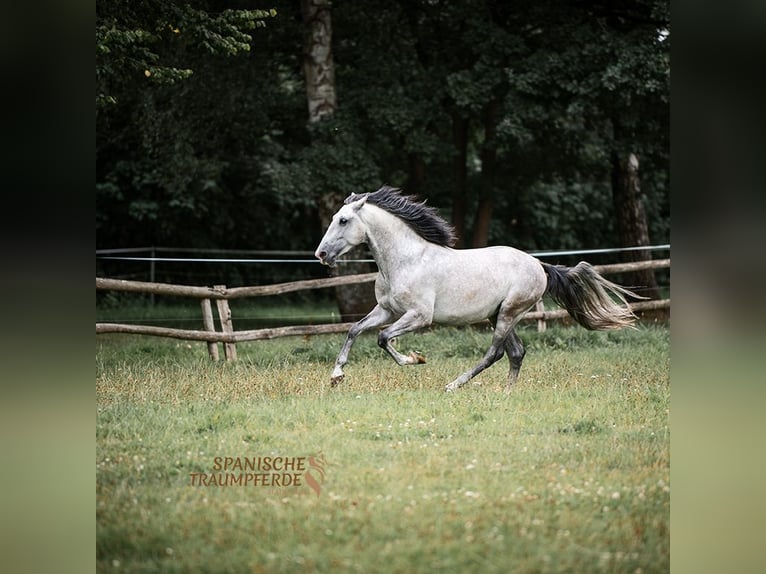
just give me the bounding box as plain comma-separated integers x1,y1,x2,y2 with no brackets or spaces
352,194,368,211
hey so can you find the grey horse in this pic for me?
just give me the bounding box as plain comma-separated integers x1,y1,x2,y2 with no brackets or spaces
315,186,641,393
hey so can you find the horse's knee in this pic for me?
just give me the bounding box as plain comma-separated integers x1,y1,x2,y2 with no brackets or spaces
377,331,388,349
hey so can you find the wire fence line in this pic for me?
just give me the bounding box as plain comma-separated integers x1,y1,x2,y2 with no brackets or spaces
97,244,670,264
97,244,671,301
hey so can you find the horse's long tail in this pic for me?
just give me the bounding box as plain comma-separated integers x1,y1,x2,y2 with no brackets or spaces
541,261,644,330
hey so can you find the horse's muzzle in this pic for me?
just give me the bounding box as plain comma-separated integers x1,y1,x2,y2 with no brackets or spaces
314,248,336,267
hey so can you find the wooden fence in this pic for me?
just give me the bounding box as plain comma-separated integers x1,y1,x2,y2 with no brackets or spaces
97,259,670,360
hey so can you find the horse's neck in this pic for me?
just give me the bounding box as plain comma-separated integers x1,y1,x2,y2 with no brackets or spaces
362,206,427,279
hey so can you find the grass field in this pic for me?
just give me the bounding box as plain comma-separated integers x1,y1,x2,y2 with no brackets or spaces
96,322,669,573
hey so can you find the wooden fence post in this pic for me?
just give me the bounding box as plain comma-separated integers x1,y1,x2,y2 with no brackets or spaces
214,285,237,361
149,246,156,306
536,300,546,333
200,298,220,361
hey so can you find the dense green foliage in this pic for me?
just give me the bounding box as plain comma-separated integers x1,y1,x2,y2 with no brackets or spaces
97,1,669,283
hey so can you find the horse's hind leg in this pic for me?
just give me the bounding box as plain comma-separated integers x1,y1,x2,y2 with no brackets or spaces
445,302,533,393
444,330,507,392
503,329,526,394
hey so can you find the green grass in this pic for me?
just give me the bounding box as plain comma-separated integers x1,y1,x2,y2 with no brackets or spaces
97,324,669,573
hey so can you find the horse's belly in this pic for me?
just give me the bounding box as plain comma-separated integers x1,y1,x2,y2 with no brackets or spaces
433,310,496,326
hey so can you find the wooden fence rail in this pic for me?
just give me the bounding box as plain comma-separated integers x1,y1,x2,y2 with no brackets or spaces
97,259,669,360
96,272,379,300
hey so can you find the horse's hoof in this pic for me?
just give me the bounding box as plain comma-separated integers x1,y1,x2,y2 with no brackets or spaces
330,374,344,387
410,351,426,364
444,383,457,393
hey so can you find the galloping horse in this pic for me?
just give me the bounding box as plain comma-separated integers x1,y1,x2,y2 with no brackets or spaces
314,186,641,393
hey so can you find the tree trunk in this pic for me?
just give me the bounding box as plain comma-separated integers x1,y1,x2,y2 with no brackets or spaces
301,0,336,122
451,113,469,248
302,0,375,321
610,150,661,300
472,99,500,248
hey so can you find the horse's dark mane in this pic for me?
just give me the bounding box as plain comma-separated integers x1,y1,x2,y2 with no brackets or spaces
345,186,457,247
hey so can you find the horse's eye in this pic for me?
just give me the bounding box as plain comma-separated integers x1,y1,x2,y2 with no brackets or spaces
339,217,348,226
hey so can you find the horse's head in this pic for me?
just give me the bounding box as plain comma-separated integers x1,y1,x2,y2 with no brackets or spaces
314,195,369,267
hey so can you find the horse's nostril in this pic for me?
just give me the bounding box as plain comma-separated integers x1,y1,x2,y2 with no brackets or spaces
317,250,327,260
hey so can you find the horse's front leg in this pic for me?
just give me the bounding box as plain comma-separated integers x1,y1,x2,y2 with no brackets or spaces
331,305,394,386
377,309,432,366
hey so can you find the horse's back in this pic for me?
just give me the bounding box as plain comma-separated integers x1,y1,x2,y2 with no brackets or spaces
444,245,543,282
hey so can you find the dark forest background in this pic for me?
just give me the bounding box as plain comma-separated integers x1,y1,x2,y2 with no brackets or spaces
96,0,669,295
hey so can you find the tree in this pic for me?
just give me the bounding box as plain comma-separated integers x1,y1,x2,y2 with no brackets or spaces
611,151,661,298
96,0,669,298
497,0,669,295
301,0,376,320
97,1,276,108
587,0,669,298
96,1,278,255
301,0,336,123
